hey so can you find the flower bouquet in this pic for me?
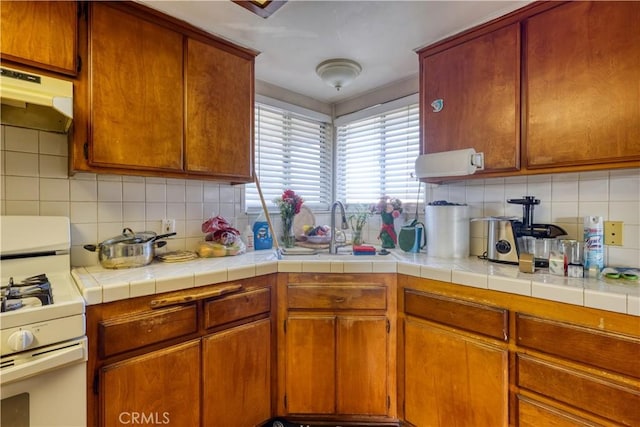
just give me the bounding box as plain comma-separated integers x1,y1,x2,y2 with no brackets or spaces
273,189,304,248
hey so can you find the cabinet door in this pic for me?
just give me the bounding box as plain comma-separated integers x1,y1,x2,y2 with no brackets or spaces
0,1,77,75
100,340,200,427
89,3,184,171
337,316,388,415
525,1,640,168
285,315,336,414
404,317,508,427
203,319,271,427
421,23,520,174
185,38,254,181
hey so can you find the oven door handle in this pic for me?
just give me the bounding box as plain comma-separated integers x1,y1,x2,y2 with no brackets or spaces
0,340,86,385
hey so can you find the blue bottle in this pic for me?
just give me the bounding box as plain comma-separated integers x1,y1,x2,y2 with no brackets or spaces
253,213,273,250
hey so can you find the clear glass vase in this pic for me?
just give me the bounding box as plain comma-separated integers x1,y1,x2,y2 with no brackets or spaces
351,228,363,246
281,216,295,248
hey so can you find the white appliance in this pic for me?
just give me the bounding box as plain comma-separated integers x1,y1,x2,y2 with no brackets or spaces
0,216,87,427
0,66,73,133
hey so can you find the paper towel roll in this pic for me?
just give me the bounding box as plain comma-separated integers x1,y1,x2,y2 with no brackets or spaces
414,149,484,178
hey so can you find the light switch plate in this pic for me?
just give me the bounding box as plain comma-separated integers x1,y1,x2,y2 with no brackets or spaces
604,221,623,246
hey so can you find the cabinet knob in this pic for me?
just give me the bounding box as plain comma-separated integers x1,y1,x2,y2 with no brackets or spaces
431,99,444,113
334,297,346,303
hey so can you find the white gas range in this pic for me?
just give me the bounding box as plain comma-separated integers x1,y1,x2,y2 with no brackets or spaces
0,216,87,427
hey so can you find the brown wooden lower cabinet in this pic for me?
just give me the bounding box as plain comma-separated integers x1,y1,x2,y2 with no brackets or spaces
101,340,201,426
277,273,397,423
398,275,640,427
87,272,640,427
87,276,275,427
203,318,271,426
403,291,509,427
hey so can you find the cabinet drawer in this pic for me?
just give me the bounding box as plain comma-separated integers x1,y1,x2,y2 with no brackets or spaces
204,288,270,329
404,289,508,341
516,313,640,379
99,304,197,357
517,354,640,426
287,285,386,310
516,394,604,427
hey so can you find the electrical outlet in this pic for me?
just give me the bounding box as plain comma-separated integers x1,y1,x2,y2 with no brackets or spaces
604,221,623,246
162,219,176,234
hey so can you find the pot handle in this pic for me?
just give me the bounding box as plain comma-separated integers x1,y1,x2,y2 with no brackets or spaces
152,232,177,242
83,244,97,252
155,241,167,248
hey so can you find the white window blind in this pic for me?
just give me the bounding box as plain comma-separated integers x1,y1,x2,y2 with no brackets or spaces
336,103,421,205
246,103,332,211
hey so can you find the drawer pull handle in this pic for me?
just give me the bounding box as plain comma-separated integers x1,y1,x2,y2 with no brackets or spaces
334,297,346,303
150,283,243,308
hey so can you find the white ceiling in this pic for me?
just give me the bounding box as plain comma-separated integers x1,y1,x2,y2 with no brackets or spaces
139,0,531,104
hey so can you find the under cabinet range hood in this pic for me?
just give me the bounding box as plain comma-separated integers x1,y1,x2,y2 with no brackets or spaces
0,66,73,133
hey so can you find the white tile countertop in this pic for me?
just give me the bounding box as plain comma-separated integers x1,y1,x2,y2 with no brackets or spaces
71,249,640,316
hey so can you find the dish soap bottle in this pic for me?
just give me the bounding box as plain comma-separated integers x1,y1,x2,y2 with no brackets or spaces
253,212,273,250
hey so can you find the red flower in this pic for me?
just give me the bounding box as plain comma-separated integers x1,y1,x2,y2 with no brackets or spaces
274,189,304,217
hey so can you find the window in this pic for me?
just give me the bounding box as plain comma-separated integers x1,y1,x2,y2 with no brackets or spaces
336,96,422,206
245,101,332,211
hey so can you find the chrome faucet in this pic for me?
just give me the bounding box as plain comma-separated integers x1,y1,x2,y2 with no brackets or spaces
330,201,349,254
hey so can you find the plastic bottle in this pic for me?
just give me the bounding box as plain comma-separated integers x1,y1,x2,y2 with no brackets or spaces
583,216,604,277
253,212,273,250
242,225,254,252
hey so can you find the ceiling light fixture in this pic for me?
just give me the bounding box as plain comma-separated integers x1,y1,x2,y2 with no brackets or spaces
315,58,362,91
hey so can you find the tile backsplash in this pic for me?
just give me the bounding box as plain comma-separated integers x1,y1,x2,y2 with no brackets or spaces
0,125,249,267
1,125,639,268
427,169,640,268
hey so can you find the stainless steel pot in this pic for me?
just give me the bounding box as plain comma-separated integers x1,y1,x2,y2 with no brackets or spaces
84,228,176,269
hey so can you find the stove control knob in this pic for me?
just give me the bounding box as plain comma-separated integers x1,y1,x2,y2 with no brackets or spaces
8,330,34,352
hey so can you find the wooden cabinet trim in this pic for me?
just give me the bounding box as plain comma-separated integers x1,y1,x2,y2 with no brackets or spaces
204,287,271,329
517,353,640,425
287,285,387,311
516,313,640,379
98,304,198,358
404,288,508,341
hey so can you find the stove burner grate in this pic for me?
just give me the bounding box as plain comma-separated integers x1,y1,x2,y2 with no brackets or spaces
1,274,54,312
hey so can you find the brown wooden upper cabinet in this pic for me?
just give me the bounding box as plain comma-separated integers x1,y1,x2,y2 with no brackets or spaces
185,38,254,180
524,1,640,169
75,2,256,182
0,0,78,75
418,1,639,181
89,3,184,172
419,23,521,175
